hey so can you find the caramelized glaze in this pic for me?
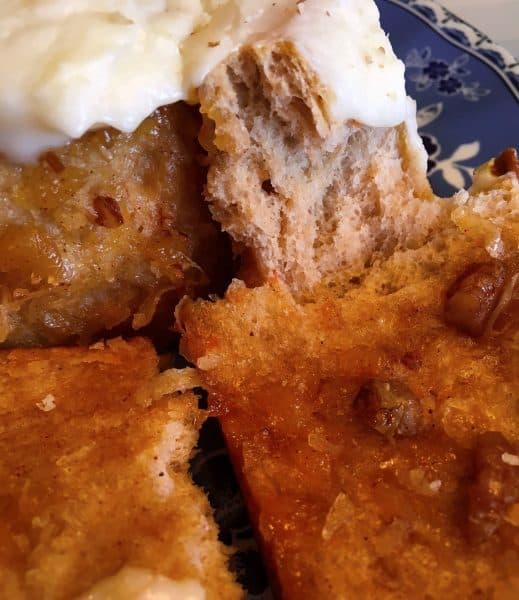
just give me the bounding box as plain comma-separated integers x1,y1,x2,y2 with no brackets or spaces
179,187,519,597
0,103,230,347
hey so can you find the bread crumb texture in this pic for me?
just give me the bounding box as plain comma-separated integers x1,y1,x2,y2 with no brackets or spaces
199,41,439,292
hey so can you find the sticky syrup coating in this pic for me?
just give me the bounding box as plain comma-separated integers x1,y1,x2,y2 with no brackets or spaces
0,103,230,347
179,177,519,599
0,338,241,600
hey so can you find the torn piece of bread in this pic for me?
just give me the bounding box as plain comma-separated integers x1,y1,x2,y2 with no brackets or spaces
178,171,519,598
0,337,242,600
0,0,440,349
0,103,231,348
199,41,442,292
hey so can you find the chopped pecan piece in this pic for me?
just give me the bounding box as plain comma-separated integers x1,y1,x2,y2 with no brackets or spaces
92,195,124,228
40,151,65,173
354,380,422,438
445,262,506,337
493,148,519,178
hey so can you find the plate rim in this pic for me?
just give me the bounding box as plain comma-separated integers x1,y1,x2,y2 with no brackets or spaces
385,0,519,102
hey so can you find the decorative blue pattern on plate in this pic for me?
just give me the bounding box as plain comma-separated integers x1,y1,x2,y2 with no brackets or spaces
192,3,519,597
379,0,519,195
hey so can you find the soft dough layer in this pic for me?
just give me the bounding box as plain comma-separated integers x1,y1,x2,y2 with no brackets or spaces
199,41,438,292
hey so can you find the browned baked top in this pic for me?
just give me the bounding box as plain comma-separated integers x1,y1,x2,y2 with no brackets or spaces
179,178,519,599
0,338,241,600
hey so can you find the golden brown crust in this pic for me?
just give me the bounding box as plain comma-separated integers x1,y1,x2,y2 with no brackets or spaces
179,179,519,599
0,338,242,600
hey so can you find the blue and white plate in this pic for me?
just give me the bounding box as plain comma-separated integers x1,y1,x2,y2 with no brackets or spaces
381,0,519,196
192,2,519,597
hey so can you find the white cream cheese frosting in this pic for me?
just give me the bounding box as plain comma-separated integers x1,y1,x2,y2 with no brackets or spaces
77,566,205,600
270,0,407,128
0,0,408,162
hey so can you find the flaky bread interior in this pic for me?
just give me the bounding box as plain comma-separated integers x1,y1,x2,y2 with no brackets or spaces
199,41,444,292
0,338,242,600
